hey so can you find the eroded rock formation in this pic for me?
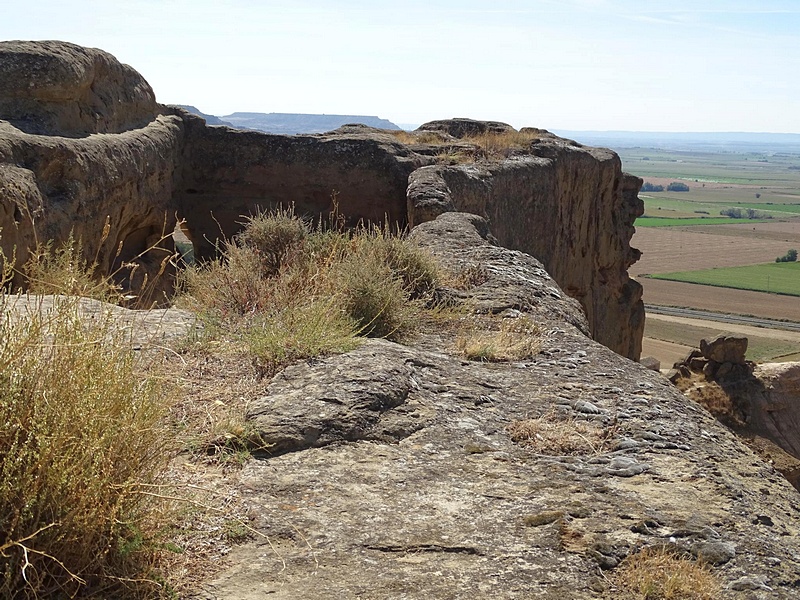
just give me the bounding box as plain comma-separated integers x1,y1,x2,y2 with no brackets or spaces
406,128,645,360
1,41,643,357
0,41,179,297
203,214,800,599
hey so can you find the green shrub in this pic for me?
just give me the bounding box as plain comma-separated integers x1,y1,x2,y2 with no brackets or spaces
235,207,307,277
0,295,173,598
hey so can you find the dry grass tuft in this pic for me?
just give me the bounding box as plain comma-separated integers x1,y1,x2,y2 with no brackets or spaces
389,129,544,162
178,206,439,376
507,412,614,456
0,294,175,598
456,315,542,362
612,546,722,599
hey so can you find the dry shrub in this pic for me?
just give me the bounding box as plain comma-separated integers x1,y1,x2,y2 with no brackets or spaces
235,207,306,277
613,546,721,599
0,294,174,598
23,231,121,302
178,208,439,372
507,412,613,455
456,315,542,362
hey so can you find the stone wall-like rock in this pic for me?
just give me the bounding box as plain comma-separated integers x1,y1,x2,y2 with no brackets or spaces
407,130,644,360
175,116,424,259
0,41,179,299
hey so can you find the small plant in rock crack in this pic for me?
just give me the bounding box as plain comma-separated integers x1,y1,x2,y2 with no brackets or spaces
456,314,542,362
507,411,616,456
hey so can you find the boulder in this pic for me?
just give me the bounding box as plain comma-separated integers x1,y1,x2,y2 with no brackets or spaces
417,117,515,137
0,40,157,136
0,41,178,299
700,335,748,365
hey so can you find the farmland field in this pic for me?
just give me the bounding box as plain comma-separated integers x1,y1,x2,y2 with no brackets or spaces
650,262,800,296
617,144,800,366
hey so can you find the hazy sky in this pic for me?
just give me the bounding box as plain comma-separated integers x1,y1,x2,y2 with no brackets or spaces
3,0,800,132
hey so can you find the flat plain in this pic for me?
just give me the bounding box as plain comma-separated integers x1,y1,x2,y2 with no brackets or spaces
619,146,800,364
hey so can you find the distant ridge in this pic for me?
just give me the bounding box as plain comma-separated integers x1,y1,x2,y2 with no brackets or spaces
554,130,800,153
173,105,233,127
220,112,401,135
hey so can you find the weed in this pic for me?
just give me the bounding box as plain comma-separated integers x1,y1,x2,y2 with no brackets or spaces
456,315,542,361
0,294,174,598
612,546,721,599
507,412,614,456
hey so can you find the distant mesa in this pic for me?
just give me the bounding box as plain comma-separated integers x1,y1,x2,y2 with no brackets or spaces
175,106,401,135
173,105,233,127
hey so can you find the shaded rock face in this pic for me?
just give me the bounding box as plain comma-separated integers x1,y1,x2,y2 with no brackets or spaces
407,132,644,360
204,214,800,599
175,114,424,260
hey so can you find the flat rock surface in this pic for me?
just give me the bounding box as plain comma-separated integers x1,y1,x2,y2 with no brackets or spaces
196,215,800,599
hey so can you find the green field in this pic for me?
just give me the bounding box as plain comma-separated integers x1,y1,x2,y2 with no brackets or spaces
635,216,772,227
619,148,800,186
649,262,800,296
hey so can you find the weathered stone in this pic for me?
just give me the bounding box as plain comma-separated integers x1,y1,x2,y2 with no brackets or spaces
639,356,660,371
0,41,179,298
691,540,736,565
406,130,644,360
417,117,515,138
0,41,157,136
700,335,748,365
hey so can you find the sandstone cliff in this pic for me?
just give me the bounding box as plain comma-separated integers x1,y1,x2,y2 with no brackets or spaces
0,41,179,296
1,40,642,354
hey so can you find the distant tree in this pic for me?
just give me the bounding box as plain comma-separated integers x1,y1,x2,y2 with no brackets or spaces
721,207,745,219
755,193,761,199
666,182,690,192
641,182,664,192
776,249,797,262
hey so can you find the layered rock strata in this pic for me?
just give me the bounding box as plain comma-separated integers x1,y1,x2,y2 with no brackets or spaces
1,41,644,358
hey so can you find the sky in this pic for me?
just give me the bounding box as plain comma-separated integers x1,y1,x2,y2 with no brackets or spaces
3,0,800,133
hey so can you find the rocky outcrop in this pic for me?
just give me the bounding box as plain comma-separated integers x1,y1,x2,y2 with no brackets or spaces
407,131,644,360
1,42,643,358
202,214,800,599
0,41,157,136
174,115,424,260
0,41,179,299
671,339,800,491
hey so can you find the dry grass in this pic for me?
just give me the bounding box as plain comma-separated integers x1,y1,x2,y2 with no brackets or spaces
0,294,175,599
612,546,721,599
455,315,542,362
388,129,544,162
507,412,614,455
178,207,439,376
